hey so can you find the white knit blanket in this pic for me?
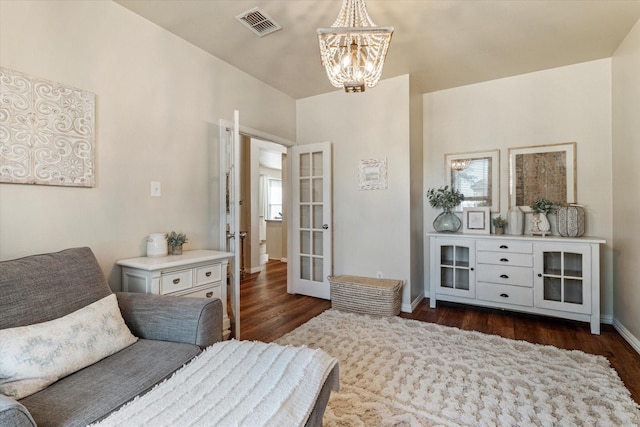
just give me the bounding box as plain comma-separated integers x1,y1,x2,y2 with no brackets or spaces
89,340,339,427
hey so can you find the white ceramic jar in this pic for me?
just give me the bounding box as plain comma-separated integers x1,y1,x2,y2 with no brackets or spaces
147,233,167,257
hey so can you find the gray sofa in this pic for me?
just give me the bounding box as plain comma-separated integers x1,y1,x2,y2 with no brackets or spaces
0,247,223,427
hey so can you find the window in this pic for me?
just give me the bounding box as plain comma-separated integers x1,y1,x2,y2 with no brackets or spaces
267,178,282,220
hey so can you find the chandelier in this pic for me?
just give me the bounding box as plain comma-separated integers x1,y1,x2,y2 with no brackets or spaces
317,0,393,93
451,159,471,171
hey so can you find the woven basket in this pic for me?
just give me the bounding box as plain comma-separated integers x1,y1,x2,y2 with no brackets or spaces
328,275,403,316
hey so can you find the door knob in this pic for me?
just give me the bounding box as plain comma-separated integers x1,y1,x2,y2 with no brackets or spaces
322,224,329,230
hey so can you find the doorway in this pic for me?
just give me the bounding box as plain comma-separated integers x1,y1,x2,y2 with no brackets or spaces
239,135,288,278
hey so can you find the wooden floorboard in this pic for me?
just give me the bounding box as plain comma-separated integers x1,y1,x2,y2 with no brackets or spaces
240,259,640,405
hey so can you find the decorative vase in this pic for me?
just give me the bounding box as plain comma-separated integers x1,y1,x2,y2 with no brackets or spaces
557,205,585,237
507,206,525,235
170,244,183,255
538,213,551,233
495,227,504,235
531,212,551,236
433,208,462,232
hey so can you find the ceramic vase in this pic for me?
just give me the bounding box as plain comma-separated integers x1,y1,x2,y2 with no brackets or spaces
433,208,462,232
507,206,525,235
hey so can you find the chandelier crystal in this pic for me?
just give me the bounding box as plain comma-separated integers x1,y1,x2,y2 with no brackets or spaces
317,0,393,93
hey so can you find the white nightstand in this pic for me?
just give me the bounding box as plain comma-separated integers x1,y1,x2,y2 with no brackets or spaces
117,250,233,340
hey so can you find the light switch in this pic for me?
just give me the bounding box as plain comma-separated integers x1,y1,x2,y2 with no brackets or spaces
151,181,161,197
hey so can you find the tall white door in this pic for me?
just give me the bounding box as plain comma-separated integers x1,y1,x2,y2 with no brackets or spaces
289,142,332,299
220,111,241,339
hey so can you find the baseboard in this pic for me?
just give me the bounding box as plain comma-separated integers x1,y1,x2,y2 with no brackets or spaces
612,318,640,356
247,266,262,274
402,294,424,313
600,314,614,325
280,258,287,263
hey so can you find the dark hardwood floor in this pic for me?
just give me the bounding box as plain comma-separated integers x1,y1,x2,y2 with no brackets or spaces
240,260,640,404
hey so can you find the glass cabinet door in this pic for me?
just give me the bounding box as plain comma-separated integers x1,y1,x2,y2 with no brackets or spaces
436,239,475,298
535,244,591,314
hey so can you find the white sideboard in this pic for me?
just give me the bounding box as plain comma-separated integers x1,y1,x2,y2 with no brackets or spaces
427,233,605,334
117,250,233,340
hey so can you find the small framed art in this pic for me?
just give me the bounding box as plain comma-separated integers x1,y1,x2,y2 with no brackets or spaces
462,207,490,234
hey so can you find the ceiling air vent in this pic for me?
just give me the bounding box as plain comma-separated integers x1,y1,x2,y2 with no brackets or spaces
236,7,282,37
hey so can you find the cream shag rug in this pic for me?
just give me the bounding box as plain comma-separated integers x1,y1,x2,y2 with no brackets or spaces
276,309,640,426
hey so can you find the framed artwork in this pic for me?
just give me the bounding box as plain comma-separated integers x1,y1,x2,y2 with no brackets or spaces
0,67,96,187
445,150,499,212
463,207,490,234
508,142,576,210
358,158,388,190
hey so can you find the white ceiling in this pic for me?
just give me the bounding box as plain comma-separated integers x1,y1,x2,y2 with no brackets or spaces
114,0,640,100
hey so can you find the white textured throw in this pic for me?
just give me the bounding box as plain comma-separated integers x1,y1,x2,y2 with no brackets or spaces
90,340,338,427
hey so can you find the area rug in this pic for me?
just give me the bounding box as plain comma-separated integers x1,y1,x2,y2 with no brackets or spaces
276,309,640,426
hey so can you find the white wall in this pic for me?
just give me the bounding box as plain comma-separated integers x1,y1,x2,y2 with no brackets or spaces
0,1,296,289
612,18,640,348
423,59,614,318
297,75,418,310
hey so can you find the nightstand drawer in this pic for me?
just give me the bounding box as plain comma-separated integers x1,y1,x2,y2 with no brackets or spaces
477,251,533,267
181,285,221,300
160,269,193,294
477,265,533,287
477,282,533,307
195,264,222,286
476,240,532,254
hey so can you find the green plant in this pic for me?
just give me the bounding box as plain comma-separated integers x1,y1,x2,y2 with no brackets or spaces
530,198,558,214
426,186,464,211
492,215,508,228
167,231,188,248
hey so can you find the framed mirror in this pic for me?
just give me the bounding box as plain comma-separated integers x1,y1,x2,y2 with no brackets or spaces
445,149,500,212
508,142,576,210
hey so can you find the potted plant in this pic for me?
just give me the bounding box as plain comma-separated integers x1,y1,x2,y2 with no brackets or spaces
426,185,464,232
492,215,508,235
167,231,188,255
529,198,558,235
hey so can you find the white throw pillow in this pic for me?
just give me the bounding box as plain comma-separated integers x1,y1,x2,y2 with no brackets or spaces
0,294,138,399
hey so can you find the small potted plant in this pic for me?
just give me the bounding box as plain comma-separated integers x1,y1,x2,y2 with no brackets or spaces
492,215,508,235
167,231,188,255
426,185,465,232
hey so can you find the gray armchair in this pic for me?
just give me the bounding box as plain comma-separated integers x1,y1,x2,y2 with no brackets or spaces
0,247,223,427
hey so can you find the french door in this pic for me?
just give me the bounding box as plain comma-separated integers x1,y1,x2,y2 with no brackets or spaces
288,142,332,299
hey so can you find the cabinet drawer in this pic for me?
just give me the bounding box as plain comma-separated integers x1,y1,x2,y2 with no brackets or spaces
476,240,532,254
180,285,221,300
477,282,533,307
477,251,533,267
476,265,533,287
195,264,221,286
160,269,193,294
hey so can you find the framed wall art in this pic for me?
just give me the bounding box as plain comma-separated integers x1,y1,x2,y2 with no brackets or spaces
508,142,576,210
0,67,96,187
445,150,499,212
462,207,491,234
358,158,387,190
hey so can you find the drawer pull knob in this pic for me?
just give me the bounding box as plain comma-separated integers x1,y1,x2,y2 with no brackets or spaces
500,274,509,279
500,293,509,298
499,245,508,249
173,278,180,284
538,273,542,277
470,267,474,271
500,258,509,262
205,272,212,277
206,292,214,298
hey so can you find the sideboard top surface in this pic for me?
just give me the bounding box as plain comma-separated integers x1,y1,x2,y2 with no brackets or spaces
426,232,606,245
